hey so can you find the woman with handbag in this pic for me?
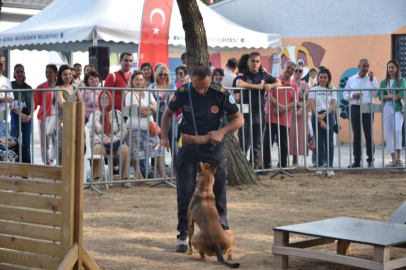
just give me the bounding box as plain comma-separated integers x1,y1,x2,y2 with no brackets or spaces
309,68,336,176
126,71,167,180
148,65,176,169
86,91,130,187
35,64,58,165
55,65,83,165
290,64,311,166
379,60,406,167
10,64,32,163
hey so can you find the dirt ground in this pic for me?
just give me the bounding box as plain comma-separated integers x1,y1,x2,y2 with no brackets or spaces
83,170,406,270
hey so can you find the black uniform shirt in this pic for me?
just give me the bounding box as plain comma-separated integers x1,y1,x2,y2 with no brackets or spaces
233,69,277,109
168,82,239,136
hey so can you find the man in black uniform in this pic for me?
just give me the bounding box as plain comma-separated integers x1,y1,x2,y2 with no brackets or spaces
234,52,281,169
158,66,244,252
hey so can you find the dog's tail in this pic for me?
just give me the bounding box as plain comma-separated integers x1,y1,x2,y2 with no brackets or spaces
214,246,240,268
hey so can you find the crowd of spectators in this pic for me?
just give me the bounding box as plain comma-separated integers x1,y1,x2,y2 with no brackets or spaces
0,52,404,180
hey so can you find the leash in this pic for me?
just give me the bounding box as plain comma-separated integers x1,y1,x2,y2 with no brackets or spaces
187,82,223,151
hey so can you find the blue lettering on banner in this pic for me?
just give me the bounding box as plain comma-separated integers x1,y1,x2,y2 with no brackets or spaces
1,32,65,42
169,35,243,43
207,37,240,43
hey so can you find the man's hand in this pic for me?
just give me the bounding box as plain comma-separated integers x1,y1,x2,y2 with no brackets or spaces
207,130,225,144
155,138,170,152
273,104,286,115
257,83,265,90
278,104,286,114
368,71,374,82
263,84,273,91
320,121,327,130
103,137,111,145
353,93,361,99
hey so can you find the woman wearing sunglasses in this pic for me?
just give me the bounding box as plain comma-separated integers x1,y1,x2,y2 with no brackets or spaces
148,65,176,166
289,64,311,166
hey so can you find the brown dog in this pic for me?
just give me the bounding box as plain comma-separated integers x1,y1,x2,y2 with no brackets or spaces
187,162,240,268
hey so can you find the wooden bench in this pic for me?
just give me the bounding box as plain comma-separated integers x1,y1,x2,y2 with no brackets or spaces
272,201,406,270
0,102,100,270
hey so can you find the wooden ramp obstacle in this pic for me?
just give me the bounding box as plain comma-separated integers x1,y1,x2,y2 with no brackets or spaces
0,102,100,270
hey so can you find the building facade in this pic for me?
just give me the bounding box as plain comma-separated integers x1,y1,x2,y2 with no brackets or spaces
210,0,406,144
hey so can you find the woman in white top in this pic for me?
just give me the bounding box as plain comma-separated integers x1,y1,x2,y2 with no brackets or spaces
126,71,166,180
379,60,405,167
309,68,337,175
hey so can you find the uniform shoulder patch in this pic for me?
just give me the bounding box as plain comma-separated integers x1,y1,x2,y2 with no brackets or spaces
179,86,188,93
238,73,244,76
211,84,226,93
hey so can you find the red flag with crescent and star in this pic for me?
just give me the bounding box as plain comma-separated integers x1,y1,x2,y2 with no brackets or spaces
138,0,174,69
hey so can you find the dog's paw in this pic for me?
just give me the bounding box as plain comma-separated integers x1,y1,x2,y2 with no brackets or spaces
186,250,193,256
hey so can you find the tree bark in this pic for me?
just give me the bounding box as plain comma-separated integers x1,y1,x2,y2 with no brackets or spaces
176,0,261,186
176,0,210,73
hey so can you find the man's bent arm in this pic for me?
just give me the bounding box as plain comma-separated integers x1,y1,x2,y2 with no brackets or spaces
287,101,295,110
237,80,261,90
160,108,176,151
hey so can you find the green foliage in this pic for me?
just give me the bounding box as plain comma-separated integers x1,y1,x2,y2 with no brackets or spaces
110,53,119,66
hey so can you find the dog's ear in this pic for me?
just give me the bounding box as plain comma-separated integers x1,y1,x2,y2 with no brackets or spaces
211,162,220,174
198,162,205,173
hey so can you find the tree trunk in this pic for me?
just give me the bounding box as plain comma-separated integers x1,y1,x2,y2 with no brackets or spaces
176,0,261,186
176,0,210,73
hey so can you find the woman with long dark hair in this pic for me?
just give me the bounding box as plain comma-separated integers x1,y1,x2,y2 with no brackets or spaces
55,65,83,165
379,60,406,167
10,64,32,163
140,62,155,87
309,68,336,176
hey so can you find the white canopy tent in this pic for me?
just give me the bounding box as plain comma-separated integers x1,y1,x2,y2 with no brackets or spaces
0,0,282,53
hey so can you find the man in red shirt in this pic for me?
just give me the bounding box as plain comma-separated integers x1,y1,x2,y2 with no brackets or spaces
264,60,298,172
104,52,134,110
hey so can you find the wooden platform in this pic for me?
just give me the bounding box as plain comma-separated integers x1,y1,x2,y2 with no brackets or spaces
272,217,406,270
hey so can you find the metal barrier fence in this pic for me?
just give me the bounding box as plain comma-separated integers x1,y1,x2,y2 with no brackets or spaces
1,86,404,190
73,86,177,192
71,86,299,192
228,87,298,177
303,87,406,173
0,88,70,167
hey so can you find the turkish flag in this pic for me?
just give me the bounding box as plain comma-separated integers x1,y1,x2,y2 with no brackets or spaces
138,0,174,69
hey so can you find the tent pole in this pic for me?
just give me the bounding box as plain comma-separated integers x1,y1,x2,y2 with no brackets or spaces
4,49,10,78
93,29,98,46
